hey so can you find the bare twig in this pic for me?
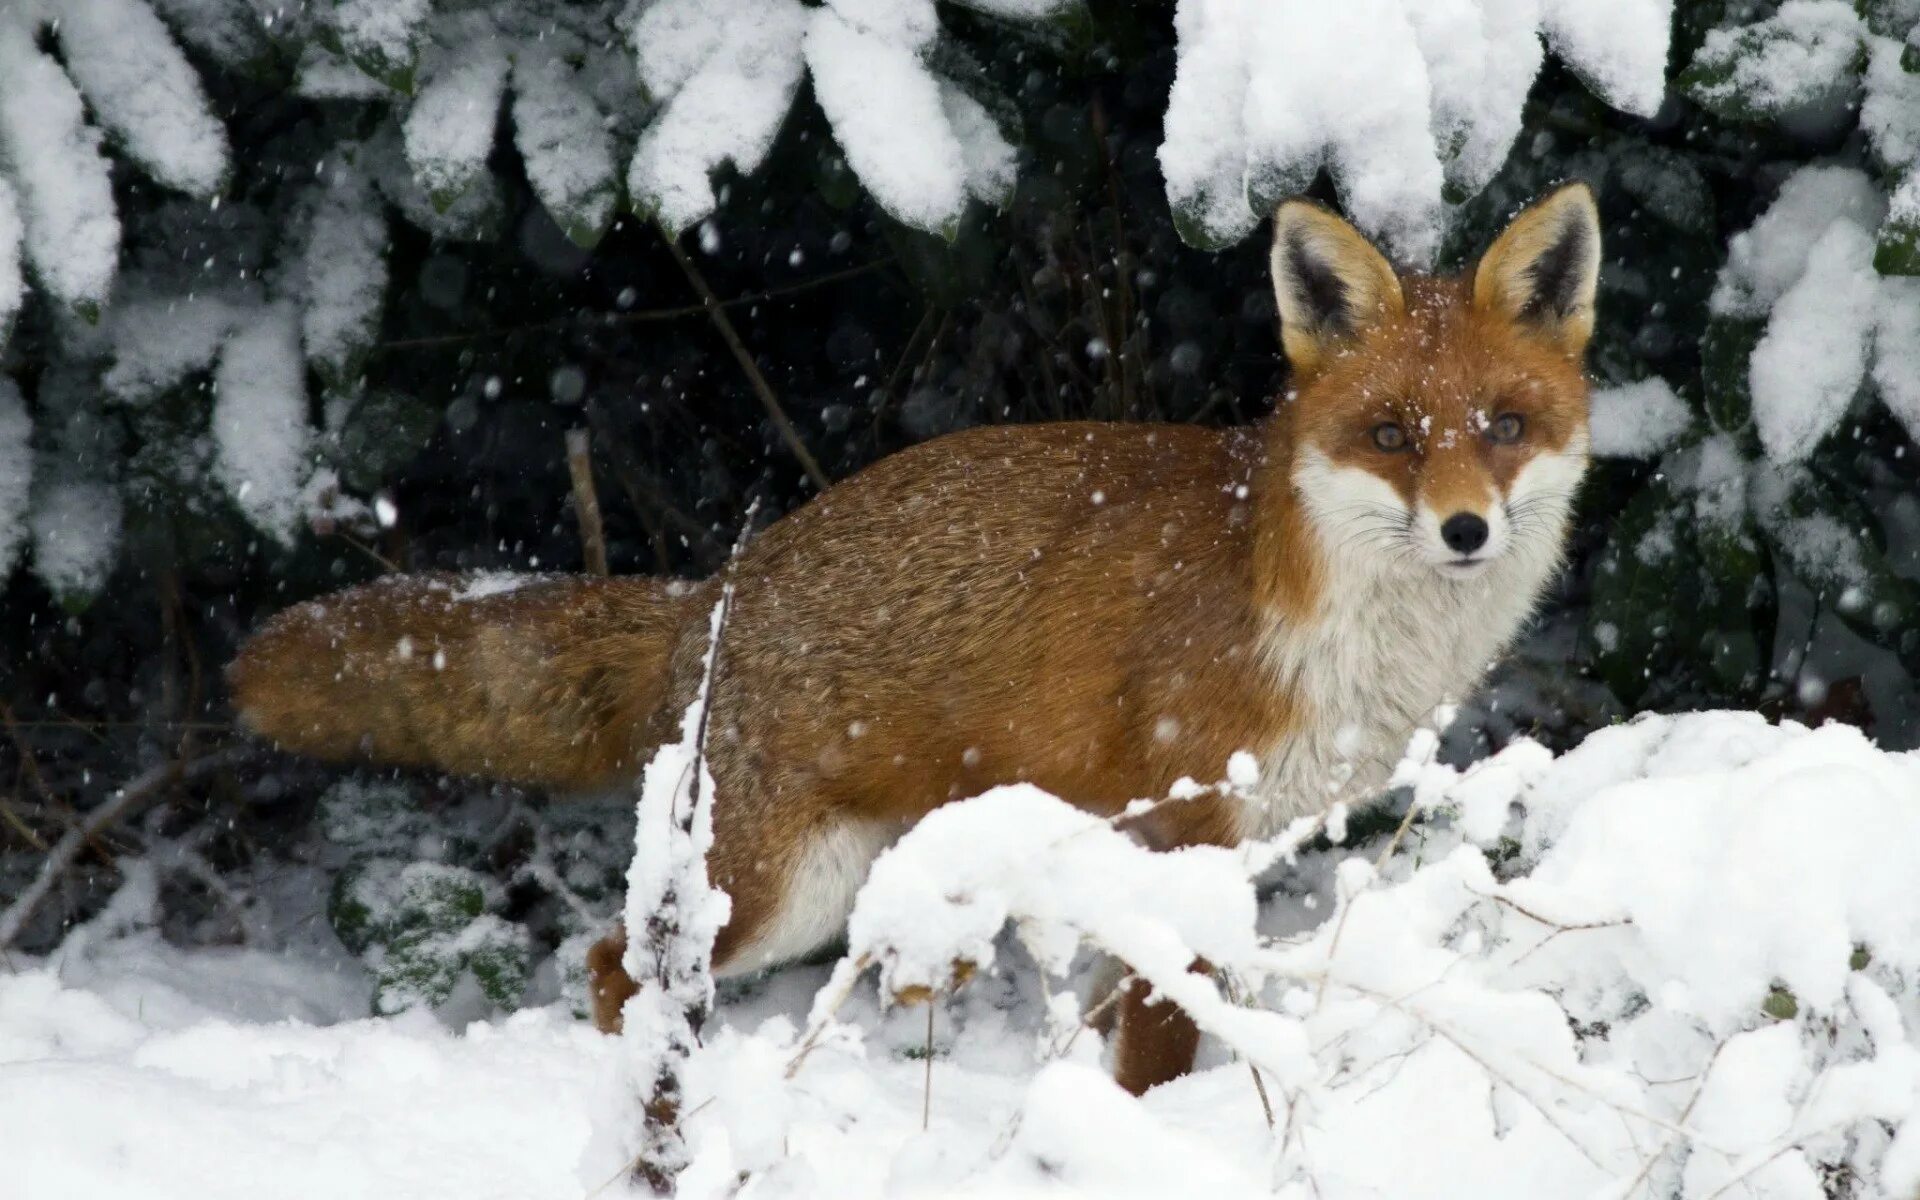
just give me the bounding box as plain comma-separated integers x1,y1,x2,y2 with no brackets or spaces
0,795,48,852
657,225,831,491
922,1002,936,1132
0,745,251,949
566,428,610,577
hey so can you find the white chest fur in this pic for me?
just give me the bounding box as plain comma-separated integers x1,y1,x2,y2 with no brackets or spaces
1241,515,1568,841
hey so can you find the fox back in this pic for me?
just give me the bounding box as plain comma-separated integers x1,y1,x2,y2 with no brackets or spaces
232,186,1603,1082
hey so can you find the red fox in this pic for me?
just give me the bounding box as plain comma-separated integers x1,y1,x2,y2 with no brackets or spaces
230,185,1601,1094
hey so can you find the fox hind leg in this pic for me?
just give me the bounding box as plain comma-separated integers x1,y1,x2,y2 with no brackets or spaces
587,817,894,1033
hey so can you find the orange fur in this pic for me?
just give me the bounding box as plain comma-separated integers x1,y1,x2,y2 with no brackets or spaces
230,187,1602,1094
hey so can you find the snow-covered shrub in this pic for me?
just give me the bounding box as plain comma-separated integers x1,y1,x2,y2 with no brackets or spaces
778,711,1920,1196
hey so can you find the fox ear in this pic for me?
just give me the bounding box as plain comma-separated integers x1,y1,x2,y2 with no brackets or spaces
1473,182,1602,357
1270,201,1405,374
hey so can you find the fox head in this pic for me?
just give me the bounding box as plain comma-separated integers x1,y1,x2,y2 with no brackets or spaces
1272,185,1599,581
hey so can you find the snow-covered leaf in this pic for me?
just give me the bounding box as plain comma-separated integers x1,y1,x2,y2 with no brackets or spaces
1873,276,1920,440
212,303,311,542
1405,0,1543,199
0,178,21,345
1749,221,1879,463
625,0,808,232
368,121,502,242
322,0,431,93
1538,0,1671,116
806,9,969,236
0,25,122,316
1863,34,1920,174
1589,377,1694,458
295,162,388,385
510,43,618,249
102,289,244,403
403,34,509,211
1877,170,1920,275
1681,0,1865,122
29,478,123,608
54,0,231,198
1711,165,1884,319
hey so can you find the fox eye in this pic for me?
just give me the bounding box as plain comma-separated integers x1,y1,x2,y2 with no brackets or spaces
1488,413,1525,444
1371,422,1409,452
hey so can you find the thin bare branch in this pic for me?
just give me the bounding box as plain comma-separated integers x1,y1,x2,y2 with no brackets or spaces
0,745,252,949
657,225,831,491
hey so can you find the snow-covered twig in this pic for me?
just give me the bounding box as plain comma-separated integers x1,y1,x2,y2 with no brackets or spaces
622,500,758,1192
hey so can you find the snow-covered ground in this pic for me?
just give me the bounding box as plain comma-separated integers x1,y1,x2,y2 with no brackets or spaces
7,710,1920,1198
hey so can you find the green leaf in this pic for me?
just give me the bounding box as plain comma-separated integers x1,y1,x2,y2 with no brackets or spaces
1588,472,1771,706
1588,479,1693,706
1762,986,1799,1020
1759,468,1920,673
1856,0,1920,39
335,389,439,493
1701,317,1766,438
1875,206,1920,274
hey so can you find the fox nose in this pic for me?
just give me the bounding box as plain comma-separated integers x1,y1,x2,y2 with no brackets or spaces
1440,512,1489,556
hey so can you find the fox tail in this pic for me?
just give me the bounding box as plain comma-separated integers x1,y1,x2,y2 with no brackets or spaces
228,573,693,791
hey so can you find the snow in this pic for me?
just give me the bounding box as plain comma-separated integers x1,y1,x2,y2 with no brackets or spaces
54,0,231,198
1589,377,1693,458
325,0,432,79
212,304,312,542
511,43,618,246
295,161,388,381
940,84,1017,208
451,570,535,601
1748,221,1880,464
0,178,20,342
0,376,31,578
625,0,810,232
102,288,243,402
1711,165,1884,320
1864,34,1920,173
1686,1,1864,118
1874,278,1920,443
805,10,970,235
1709,164,1918,464
403,32,510,208
0,23,122,312
1158,0,1673,257
29,478,123,600
621,593,733,1180
12,712,1920,1197
1539,0,1672,116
